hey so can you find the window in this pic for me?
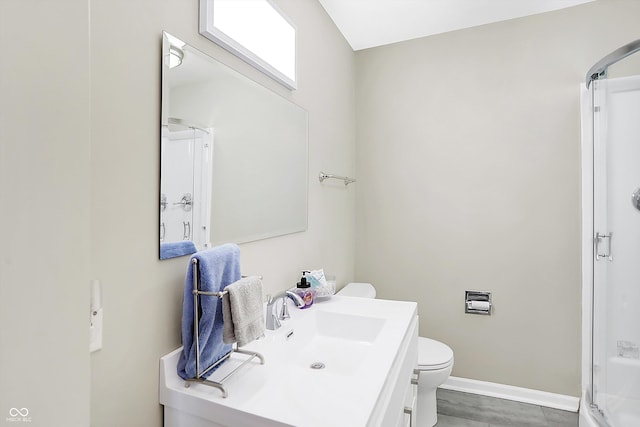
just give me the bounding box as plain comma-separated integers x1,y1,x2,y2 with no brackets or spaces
200,0,297,89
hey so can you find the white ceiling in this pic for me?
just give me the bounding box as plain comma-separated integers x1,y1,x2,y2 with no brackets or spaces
317,0,594,51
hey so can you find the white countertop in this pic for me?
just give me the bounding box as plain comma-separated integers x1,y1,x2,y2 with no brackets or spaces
160,295,417,427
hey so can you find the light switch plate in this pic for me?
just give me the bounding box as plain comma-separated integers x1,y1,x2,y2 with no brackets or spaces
90,309,103,353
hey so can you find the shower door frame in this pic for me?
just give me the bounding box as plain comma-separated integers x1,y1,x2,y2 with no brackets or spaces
581,80,608,427
582,75,640,427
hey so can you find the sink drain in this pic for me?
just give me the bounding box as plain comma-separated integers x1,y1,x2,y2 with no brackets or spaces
310,362,325,370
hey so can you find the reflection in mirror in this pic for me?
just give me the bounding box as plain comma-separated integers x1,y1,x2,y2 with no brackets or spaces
160,32,308,260
160,120,212,260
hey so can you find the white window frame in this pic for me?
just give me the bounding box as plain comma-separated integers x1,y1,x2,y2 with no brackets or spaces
199,0,297,90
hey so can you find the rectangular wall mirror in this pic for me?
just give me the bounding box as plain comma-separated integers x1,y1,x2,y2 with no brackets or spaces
160,32,308,260
199,0,297,89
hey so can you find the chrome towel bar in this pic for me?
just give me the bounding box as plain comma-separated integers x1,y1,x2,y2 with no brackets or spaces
319,171,357,186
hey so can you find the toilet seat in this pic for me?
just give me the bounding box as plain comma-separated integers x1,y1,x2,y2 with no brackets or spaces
417,337,454,371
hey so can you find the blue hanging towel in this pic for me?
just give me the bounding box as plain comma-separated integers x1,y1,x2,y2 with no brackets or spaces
177,243,241,380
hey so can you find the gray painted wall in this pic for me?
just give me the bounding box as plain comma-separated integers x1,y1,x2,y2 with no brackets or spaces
354,0,640,397
0,1,91,425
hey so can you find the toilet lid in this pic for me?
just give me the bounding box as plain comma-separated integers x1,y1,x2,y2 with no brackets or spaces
417,337,454,370
337,283,376,299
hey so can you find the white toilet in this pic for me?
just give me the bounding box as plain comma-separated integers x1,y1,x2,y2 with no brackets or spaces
337,283,454,427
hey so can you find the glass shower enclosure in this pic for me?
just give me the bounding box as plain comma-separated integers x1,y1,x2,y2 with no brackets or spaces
582,39,640,427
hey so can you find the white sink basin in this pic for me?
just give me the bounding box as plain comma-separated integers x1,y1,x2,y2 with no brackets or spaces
274,310,386,377
160,295,417,427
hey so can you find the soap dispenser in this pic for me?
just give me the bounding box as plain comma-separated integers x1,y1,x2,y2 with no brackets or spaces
294,271,316,309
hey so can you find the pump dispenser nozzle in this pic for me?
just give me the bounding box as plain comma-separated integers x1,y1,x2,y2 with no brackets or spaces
297,271,310,288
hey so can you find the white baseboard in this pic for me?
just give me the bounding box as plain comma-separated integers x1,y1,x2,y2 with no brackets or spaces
440,376,580,412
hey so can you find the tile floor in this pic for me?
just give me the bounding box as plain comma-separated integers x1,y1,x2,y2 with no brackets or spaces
435,389,579,427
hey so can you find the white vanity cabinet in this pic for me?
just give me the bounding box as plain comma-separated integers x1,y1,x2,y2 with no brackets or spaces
160,297,418,427
369,315,418,427
401,370,419,427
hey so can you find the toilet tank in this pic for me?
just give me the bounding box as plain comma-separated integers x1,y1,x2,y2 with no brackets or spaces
336,283,376,299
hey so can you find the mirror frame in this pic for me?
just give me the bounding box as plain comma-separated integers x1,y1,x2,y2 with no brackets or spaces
199,0,297,90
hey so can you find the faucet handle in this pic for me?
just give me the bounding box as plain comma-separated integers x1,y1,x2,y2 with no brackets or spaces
279,297,291,321
265,294,282,330
266,311,281,330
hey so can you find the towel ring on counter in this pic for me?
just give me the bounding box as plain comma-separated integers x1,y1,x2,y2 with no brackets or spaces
319,171,357,186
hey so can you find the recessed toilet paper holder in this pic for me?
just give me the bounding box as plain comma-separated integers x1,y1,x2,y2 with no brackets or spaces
465,290,492,315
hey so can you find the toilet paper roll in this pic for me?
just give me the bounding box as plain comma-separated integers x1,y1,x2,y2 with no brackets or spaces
467,300,491,311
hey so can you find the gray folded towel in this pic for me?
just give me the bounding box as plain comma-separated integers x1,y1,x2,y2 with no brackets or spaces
222,276,265,346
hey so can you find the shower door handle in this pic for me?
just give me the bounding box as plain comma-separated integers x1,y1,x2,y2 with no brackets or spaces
595,232,613,261
183,221,191,240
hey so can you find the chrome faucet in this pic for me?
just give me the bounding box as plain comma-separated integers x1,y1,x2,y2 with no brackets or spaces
265,290,305,330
